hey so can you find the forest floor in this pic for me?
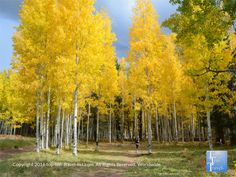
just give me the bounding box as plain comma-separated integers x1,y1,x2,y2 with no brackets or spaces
0,137,235,177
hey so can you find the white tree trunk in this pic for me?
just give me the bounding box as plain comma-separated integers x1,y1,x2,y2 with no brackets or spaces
192,114,195,141
73,86,78,156
66,115,69,147
181,119,184,142
60,110,65,149
206,83,213,150
95,110,99,151
86,104,90,146
109,104,112,143
36,94,40,153
207,110,213,149
56,104,61,155
46,87,51,149
173,101,178,142
155,108,159,143
148,110,152,154
121,99,125,142
134,96,137,139
40,107,44,150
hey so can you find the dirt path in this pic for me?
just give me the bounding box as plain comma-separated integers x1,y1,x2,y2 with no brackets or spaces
0,145,34,160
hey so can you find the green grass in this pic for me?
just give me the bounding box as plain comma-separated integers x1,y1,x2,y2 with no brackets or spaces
0,137,34,150
0,140,235,177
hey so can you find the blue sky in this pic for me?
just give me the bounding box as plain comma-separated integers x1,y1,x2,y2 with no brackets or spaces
0,0,176,71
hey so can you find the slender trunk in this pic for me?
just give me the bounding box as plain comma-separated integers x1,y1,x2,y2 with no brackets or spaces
134,96,137,139
86,104,90,146
73,86,78,156
148,110,152,154
198,116,201,141
121,101,125,142
181,119,184,142
95,110,99,151
66,115,69,147
207,110,213,149
40,106,44,150
142,109,145,140
81,112,84,141
36,93,40,153
13,126,16,136
155,108,160,143
109,104,112,143
78,109,81,144
173,101,178,142
56,104,61,155
68,114,72,148
192,114,195,142
46,87,51,149
60,110,65,149
206,83,213,150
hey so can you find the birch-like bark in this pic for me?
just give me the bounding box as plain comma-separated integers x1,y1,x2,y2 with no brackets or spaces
142,109,145,140
181,119,184,142
66,115,69,147
36,93,40,153
173,101,178,142
155,107,160,143
207,110,213,149
192,114,195,142
95,110,100,151
134,96,137,139
40,107,44,149
45,87,51,149
109,104,112,143
81,112,83,141
148,110,152,154
60,110,65,149
206,83,213,150
121,99,125,142
86,103,90,146
73,86,78,156
56,104,61,155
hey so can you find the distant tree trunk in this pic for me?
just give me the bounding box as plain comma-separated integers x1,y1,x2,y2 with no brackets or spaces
207,110,213,149
56,104,61,155
148,110,152,154
86,103,90,146
206,83,213,150
142,109,145,140
191,114,195,142
181,119,184,142
45,87,51,149
66,115,69,147
60,110,65,149
173,101,178,142
40,106,44,150
95,110,99,151
198,115,201,141
155,107,160,143
121,100,125,142
73,86,78,156
69,115,72,148
78,109,81,144
81,112,84,141
109,104,112,143
73,40,79,156
134,96,137,139
36,93,40,153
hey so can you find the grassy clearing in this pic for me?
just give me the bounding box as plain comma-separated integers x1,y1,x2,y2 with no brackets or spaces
0,140,235,177
0,136,34,150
